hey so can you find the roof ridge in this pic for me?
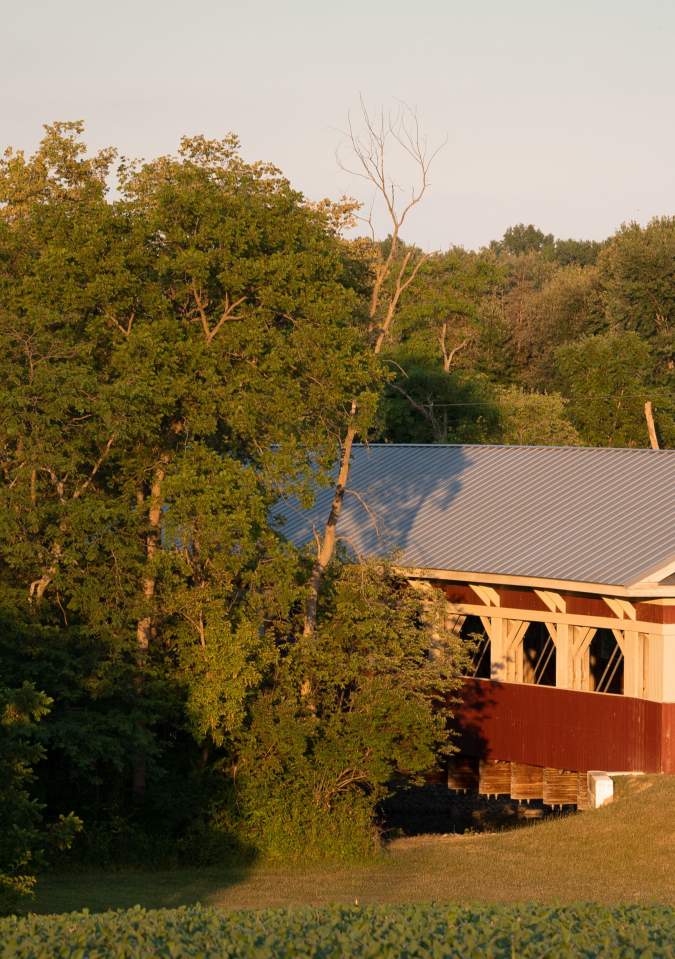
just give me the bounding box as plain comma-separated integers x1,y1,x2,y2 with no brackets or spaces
353,443,673,453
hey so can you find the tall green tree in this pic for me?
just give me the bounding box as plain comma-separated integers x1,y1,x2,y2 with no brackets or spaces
0,123,379,813
599,217,675,340
490,223,554,256
387,248,503,373
554,331,674,447
515,264,605,387
599,218,674,386
494,387,581,446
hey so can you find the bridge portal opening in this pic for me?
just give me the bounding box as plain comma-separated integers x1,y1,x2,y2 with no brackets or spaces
460,615,491,679
523,622,556,686
589,629,624,694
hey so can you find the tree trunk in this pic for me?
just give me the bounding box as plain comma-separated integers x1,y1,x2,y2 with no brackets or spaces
303,406,357,637
302,254,427,638
132,455,168,801
303,101,438,637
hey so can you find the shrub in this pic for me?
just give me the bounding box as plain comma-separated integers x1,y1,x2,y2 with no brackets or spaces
229,561,468,862
0,683,81,915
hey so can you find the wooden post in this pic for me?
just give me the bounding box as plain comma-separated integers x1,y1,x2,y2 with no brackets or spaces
644,401,660,450
571,626,596,691
447,756,479,792
555,623,572,689
487,617,507,681
616,629,641,698
543,768,578,806
576,772,592,810
505,619,528,683
644,633,664,701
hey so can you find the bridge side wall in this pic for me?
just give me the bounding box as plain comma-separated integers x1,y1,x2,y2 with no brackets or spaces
455,678,675,773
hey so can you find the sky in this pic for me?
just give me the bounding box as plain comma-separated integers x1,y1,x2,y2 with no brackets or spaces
2,0,674,250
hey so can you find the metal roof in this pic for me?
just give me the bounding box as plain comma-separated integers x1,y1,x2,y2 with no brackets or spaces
275,444,675,588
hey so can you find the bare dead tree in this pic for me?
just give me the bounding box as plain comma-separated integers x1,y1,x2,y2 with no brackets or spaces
438,323,470,373
338,97,445,343
303,100,444,638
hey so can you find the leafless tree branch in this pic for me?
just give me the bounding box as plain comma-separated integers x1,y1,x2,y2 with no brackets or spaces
304,100,444,637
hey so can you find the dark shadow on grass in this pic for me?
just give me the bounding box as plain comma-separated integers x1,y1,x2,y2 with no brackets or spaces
33,861,255,915
379,677,499,838
33,830,260,915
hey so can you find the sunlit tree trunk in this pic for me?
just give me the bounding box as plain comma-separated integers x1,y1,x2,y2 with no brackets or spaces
303,101,443,638
133,454,168,800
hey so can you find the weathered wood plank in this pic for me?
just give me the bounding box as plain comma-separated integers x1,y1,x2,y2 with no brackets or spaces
479,759,511,796
543,767,579,806
510,762,543,800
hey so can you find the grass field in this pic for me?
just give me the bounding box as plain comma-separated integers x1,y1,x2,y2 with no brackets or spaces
34,776,675,915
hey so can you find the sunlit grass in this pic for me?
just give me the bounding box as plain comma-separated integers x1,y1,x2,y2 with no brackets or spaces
34,775,675,915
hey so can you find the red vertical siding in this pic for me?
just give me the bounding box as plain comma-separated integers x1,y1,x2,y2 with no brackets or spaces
497,587,549,612
454,679,671,773
662,704,675,774
437,583,481,605
634,603,675,624
565,594,614,618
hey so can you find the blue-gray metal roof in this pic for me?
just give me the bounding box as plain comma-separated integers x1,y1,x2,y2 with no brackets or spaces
275,444,675,587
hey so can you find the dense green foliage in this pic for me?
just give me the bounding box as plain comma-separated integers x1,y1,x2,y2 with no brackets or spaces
378,218,673,448
0,123,464,905
3,902,675,958
231,563,466,861
0,683,81,913
555,331,674,448
0,120,672,909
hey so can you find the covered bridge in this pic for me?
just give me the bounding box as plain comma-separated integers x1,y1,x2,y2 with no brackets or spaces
280,444,675,805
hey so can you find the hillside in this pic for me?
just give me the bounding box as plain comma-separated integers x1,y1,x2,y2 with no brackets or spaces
34,776,675,914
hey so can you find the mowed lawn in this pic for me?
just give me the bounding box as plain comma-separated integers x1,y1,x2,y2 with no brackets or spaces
34,776,675,915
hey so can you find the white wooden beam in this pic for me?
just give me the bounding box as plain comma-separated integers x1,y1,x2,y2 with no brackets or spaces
470,583,500,607
506,619,529,652
570,625,596,691
619,629,641,698
535,589,566,613
438,601,674,637
483,616,504,681
555,622,572,689
603,596,637,621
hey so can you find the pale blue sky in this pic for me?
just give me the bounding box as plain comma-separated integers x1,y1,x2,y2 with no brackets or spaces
3,0,674,250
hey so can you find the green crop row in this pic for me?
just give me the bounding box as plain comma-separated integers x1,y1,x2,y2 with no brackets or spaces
1,902,674,958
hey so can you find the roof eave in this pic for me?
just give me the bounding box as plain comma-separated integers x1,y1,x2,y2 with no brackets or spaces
398,566,675,599
626,555,675,590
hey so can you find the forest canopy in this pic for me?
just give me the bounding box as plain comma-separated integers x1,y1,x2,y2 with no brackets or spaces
0,122,672,910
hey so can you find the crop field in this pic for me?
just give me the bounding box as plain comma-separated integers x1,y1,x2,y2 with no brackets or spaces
3,903,675,959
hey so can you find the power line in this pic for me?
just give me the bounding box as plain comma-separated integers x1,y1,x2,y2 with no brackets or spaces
387,397,672,407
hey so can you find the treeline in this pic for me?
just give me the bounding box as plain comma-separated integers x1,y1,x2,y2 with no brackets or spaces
376,221,674,449
0,122,672,911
